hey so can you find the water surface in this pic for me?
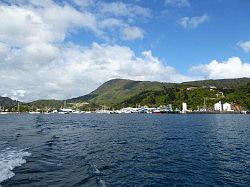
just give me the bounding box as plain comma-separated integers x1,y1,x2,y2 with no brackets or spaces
0,114,249,186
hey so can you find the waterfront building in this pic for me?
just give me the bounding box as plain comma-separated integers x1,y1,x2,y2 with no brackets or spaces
214,101,222,111
223,102,232,111
182,102,187,113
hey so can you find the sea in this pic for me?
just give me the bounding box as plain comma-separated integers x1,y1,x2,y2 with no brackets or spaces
0,114,249,187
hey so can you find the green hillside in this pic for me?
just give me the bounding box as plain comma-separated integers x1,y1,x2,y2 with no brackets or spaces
181,77,250,88
0,96,18,107
28,99,64,109
69,78,250,110
68,79,175,105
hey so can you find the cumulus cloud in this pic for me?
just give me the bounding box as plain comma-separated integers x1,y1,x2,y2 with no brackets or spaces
99,1,151,19
238,40,250,53
0,0,190,101
121,26,144,40
0,42,190,101
189,57,250,79
99,18,144,40
165,0,190,7
3,1,247,102
0,2,98,47
0,0,147,42
179,14,209,29
10,90,26,101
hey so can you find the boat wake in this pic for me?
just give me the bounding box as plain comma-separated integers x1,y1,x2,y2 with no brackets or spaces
0,147,31,184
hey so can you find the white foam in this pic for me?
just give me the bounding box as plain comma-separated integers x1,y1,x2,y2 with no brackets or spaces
92,164,101,174
99,179,107,187
0,148,31,183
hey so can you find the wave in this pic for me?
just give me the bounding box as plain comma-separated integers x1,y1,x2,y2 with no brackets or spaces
0,148,31,184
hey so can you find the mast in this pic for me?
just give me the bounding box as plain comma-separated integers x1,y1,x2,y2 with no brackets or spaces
203,98,206,111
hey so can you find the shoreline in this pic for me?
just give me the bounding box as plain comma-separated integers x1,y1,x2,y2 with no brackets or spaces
0,111,249,115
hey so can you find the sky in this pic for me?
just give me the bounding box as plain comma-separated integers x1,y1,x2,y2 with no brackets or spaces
0,0,250,101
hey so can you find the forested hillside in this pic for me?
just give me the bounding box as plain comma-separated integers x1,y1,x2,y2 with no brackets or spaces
69,78,250,110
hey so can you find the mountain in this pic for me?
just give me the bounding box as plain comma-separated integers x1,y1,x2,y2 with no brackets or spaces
28,99,64,109
68,79,175,106
68,78,250,110
0,96,18,108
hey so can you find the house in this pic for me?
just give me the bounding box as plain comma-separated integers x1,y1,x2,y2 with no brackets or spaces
216,92,224,98
214,101,222,111
186,87,198,91
223,102,232,111
210,86,217,89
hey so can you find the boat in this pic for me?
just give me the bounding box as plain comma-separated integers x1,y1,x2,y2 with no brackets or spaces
58,108,73,114
29,111,40,114
152,109,162,114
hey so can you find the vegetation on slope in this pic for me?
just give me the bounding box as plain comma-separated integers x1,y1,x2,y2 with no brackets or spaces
1,78,249,111
0,96,18,107
181,77,250,88
28,99,64,109
68,79,175,106
71,78,250,110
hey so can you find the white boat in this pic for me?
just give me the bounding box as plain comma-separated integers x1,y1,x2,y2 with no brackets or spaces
96,110,111,114
29,111,40,114
72,110,81,114
58,108,73,114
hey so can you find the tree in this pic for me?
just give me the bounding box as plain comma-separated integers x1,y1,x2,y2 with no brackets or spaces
183,90,188,102
168,88,176,101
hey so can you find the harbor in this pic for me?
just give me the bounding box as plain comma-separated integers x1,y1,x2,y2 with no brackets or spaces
1,101,249,115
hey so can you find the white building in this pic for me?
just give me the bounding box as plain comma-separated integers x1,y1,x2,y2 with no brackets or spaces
214,101,233,111
214,101,222,111
182,102,187,113
223,103,232,111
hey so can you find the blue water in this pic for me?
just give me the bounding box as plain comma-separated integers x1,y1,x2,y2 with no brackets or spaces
0,114,249,187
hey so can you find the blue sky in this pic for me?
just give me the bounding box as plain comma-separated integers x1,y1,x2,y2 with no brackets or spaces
67,0,250,73
0,0,250,101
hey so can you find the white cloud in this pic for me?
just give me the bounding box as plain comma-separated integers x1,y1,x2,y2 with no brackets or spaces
190,57,250,79
179,14,209,29
73,0,96,9
0,0,147,43
99,1,151,19
100,18,124,29
3,89,27,101
121,26,144,40
0,1,189,101
100,19,144,40
0,42,190,101
238,40,250,53
0,3,98,47
165,0,190,7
